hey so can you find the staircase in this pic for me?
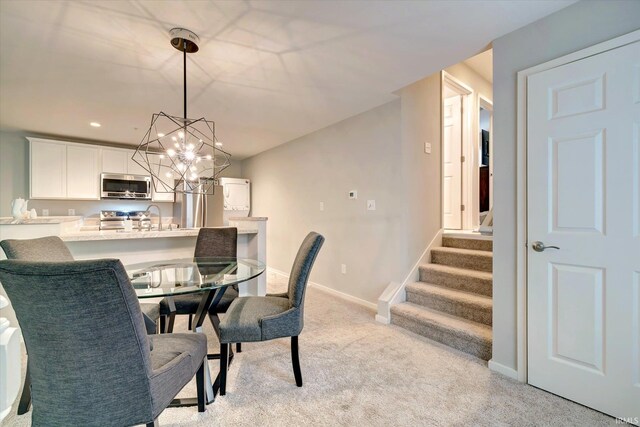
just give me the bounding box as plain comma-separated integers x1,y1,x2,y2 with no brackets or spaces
391,235,493,360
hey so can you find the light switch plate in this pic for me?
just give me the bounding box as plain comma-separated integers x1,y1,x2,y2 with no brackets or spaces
341,264,347,274
42,209,49,216
68,209,75,216
367,200,376,211
424,142,432,154
319,202,324,211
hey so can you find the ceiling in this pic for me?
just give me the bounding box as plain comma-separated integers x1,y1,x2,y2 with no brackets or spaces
0,0,573,158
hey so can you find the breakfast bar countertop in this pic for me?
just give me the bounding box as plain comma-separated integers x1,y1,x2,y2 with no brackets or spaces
59,227,257,242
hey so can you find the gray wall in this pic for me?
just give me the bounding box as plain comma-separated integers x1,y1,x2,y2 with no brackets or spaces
0,130,244,218
243,71,442,304
492,0,640,372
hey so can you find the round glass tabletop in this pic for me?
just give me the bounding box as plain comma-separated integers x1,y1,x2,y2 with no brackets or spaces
126,257,266,298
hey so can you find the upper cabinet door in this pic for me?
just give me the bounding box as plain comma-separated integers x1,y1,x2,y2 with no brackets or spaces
101,148,128,174
67,145,100,200
30,140,67,199
127,150,149,176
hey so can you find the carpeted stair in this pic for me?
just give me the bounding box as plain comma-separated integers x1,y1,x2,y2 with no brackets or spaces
391,235,493,360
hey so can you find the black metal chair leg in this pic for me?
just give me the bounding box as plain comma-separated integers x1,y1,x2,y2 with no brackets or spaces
188,314,193,331
220,343,229,396
17,362,32,415
236,343,242,353
146,419,158,427
291,336,303,387
159,315,166,333
196,359,205,412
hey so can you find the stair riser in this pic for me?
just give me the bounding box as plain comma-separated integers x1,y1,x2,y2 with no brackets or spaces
391,310,492,361
442,237,493,252
419,268,492,296
406,291,492,326
431,251,492,272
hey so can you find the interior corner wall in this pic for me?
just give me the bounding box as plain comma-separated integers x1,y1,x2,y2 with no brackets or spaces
492,0,640,373
399,72,442,266
0,131,30,217
242,100,407,304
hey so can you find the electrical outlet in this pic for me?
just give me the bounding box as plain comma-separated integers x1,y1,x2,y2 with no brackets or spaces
319,202,324,211
349,190,357,199
68,208,75,216
424,142,432,154
367,200,376,211
341,264,347,274
42,209,49,216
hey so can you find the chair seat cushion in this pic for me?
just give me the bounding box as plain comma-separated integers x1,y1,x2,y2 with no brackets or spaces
220,296,291,343
148,333,207,418
159,287,238,315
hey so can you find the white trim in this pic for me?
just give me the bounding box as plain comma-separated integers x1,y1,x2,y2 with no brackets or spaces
479,95,494,215
442,72,474,231
375,229,443,323
488,359,519,380
267,267,377,311
515,29,640,384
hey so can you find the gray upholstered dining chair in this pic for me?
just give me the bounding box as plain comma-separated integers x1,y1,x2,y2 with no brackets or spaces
0,236,161,335
159,227,241,350
218,232,324,395
0,258,207,427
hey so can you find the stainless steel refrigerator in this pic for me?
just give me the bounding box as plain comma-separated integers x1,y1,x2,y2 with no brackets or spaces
173,179,224,228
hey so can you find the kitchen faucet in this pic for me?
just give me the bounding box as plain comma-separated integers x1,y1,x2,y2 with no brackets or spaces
143,204,163,231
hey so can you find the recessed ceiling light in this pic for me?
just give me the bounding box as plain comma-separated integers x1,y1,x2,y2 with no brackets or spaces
90,122,101,128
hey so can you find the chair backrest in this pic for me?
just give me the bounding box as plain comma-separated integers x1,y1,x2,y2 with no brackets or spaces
194,227,238,258
287,232,325,307
0,259,154,426
1,236,74,261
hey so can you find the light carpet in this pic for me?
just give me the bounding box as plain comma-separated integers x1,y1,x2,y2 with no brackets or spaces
5,282,615,426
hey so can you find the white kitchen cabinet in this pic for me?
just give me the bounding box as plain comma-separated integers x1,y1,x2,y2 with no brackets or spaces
148,154,175,202
66,145,100,199
101,148,128,174
127,150,148,176
30,138,101,200
30,139,67,199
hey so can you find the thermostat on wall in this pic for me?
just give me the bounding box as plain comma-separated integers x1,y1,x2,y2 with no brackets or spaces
349,190,357,199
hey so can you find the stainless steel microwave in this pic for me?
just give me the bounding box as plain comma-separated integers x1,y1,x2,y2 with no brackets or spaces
101,173,151,200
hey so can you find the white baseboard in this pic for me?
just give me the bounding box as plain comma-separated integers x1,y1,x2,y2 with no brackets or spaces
266,267,377,312
488,359,520,381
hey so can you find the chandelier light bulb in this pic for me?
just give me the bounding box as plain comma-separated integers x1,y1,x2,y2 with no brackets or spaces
157,133,165,137
159,154,165,159
205,154,212,160
178,131,184,139
167,149,175,157
171,136,177,141
165,172,172,178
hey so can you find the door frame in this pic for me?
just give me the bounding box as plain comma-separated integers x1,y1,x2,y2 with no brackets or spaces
514,29,640,383
478,95,493,217
442,71,474,230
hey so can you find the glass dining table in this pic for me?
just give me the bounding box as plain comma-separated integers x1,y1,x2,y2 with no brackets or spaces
126,257,266,405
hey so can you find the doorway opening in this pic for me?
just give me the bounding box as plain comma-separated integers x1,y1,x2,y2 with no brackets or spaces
441,49,493,234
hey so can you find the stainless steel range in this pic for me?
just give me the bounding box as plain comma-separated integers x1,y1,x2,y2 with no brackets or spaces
99,210,149,230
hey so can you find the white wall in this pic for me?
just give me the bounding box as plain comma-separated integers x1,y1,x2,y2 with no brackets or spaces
243,72,442,305
492,0,640,373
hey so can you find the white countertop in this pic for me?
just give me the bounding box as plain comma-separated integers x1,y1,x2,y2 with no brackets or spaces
0,216,83,225
229,217,268,221
60,227,257,242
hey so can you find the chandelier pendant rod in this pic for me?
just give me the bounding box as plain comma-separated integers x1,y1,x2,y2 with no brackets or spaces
183,40,187,121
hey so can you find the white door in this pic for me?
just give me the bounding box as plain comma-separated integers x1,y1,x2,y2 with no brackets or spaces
443,95,462,229
527,40,640,422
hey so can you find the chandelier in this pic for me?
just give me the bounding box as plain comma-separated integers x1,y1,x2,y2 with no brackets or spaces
132,28,230,194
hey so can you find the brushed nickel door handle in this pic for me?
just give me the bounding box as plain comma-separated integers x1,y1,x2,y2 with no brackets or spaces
531,241,560,252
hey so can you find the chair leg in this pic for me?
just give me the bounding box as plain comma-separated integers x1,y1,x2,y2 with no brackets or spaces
220,343,229,396
291,336,303,387
196,359,205,412
17,363,32,415
236,343,242,353
166,311,176,333
188,314,193,331
146,420,158,427
159,315,166,333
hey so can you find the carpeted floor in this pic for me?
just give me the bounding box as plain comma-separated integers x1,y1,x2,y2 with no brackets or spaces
5,280,615,426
